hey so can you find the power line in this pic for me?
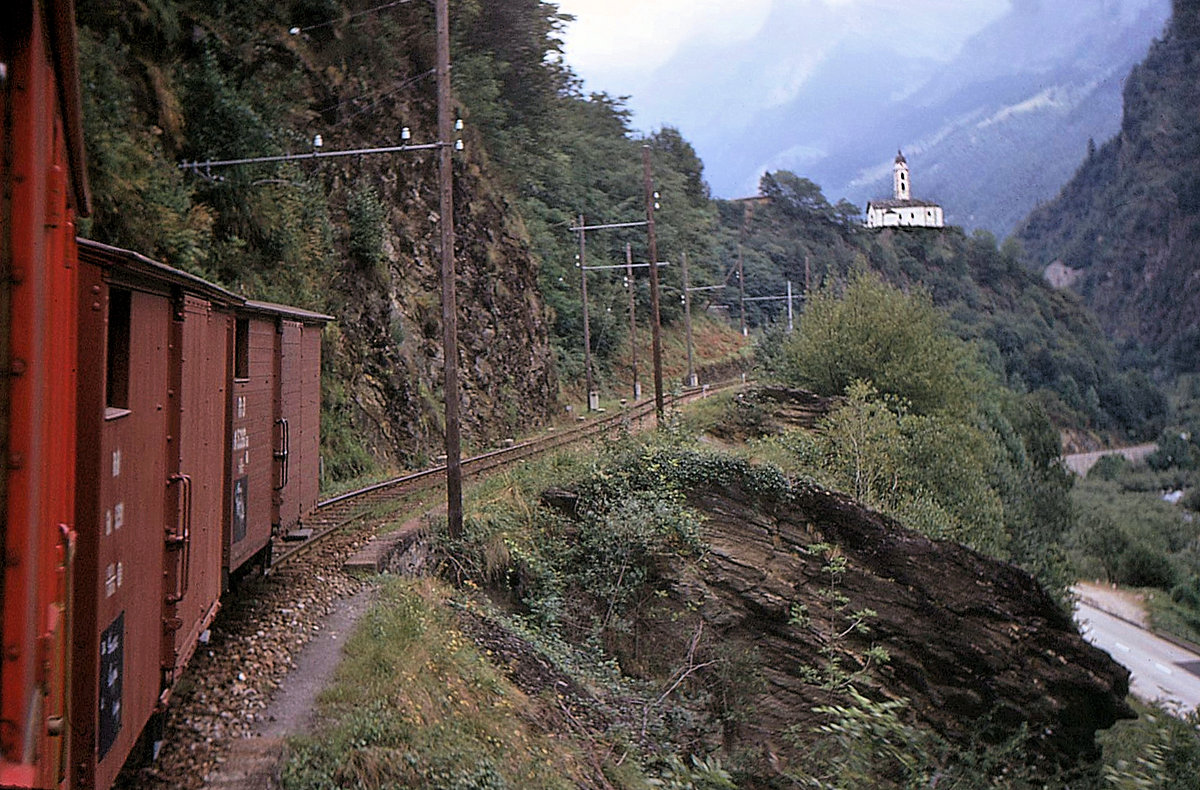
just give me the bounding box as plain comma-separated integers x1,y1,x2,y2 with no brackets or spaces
179,140,442,176
320,69,435,128
289,0,416,35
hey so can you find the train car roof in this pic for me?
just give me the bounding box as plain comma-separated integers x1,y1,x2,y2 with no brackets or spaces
49,0,91,215
78,237,244,305
77,238,333,323
243,299,334,325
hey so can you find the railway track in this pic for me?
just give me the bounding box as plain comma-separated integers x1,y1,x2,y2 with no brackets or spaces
271,380,744,567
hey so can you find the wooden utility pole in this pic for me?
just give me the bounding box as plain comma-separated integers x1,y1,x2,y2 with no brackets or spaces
736,200,750,336
682,251,696,387
578,214,595,409
625,243,640,400
642,145,665,422
786,280,794,333
435,0,462,538
736,246,746,336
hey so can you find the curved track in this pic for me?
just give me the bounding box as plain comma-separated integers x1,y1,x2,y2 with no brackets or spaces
272,380,743,567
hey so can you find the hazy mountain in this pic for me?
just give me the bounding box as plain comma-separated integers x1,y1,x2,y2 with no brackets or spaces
1016,0,1200,372
656,0,1170,238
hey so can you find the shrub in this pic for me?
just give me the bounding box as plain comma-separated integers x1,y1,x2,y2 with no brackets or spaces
1183,487,1200,512
1088,454,1129,481
781,271,987,416
1170,577,1200,609
1148,431,1197,471
1118,543,1177,589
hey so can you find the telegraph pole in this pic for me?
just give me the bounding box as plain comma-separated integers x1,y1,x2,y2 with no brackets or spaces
578,214,596,410
642,145,665,422
682,251,696,387
736,246,746,336
736,201,749,336
435,0,462,539
625,243,640,400
786,280,794,333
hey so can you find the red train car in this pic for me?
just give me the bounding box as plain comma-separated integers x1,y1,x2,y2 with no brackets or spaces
248,302,326,542
70,242,329,789
1,1,91,787
4,5,331,787
230,303,328,576
72,241,240,790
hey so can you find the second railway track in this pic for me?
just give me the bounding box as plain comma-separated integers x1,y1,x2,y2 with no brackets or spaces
272,380,744,567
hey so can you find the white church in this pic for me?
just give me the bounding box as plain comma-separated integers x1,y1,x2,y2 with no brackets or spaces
865,151,944,229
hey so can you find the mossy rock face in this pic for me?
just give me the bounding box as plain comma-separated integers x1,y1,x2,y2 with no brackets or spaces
76,1,560,479
665,476,1131,777
529,449,1131,781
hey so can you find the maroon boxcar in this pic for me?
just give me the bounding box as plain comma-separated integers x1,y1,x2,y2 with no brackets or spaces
73,240,240,790
4,5,331,786
70,242,331,789
227,302,330,575
1,1,90,787
226,310,276,576
246,302,327,541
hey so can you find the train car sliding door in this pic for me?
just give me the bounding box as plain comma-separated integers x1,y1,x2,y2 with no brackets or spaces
275,319,304,533
73,278,173,790
227,314,276,575
297,321,323,521
162,294,227,683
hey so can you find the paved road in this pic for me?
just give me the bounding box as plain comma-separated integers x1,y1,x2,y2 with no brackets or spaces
1063,443,1157,476
1074,600,1200,713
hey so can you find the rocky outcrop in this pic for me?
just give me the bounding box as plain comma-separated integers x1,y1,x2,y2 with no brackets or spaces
633,475,1132,779
705,385,837,443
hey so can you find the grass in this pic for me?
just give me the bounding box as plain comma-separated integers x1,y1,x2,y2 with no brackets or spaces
282,577,598,790
1145,593,1200,648
566,314,751,409
674,388,739,434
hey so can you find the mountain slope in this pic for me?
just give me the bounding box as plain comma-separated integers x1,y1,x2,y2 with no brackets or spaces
832,0,1171,236
75,1,559,477
1015,0,1200,371
665,0,1169,238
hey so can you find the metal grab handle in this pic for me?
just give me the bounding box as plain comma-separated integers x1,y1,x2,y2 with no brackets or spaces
274,418,290,490
167,473,193,602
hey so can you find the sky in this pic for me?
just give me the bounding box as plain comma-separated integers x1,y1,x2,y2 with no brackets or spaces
553,0,1013,194
554,0,1011,119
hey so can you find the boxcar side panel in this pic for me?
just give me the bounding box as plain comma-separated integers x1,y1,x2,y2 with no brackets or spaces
162,295,227,683
275,320,303,531
227,317,275,573
297,324,323,518
0,4,77,786
90,288,172,790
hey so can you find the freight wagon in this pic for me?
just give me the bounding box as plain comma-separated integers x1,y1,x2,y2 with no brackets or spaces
3,4,331,787
2,1,90,785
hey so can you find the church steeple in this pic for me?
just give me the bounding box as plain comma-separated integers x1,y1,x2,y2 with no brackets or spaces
893,150,911,201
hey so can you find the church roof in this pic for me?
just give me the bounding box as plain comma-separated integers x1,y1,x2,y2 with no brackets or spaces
895,149,907,164
867,198,940,209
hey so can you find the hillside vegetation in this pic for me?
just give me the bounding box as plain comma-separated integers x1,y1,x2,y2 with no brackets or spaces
75,0,1173,475
1016,0,1200,373
714,174,1166,442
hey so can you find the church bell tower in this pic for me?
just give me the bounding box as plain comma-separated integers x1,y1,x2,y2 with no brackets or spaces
893,150,911,200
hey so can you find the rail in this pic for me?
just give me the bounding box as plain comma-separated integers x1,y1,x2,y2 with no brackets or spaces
270,379,744,567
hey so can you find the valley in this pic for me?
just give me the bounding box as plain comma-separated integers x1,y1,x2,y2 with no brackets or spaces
62,0,1200,787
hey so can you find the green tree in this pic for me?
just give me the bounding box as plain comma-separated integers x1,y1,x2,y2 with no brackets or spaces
782,271,986,416
802,381,1007,555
